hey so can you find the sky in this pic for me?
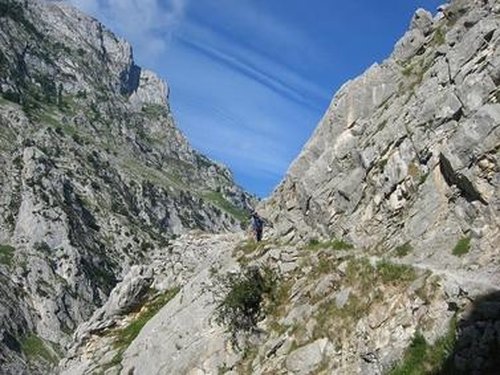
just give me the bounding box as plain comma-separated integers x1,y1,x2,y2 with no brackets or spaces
66,0,444,197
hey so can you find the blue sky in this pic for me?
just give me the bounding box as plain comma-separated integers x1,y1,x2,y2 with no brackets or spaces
67,0,444,197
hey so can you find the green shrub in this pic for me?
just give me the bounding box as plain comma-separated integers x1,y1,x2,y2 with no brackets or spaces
330,239,354,250
0,244,15,266
2,90,21,103
452,237,470,256
214,266,276,345
401,65,414,76
307,238,320,248
395,242,413,258
388,317,457,375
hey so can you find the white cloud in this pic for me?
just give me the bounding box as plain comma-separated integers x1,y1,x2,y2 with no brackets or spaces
66,0,187,61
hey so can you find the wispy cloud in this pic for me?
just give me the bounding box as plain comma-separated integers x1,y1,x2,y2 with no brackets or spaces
66,0,187,60
63,0,330,196
177,23,330,112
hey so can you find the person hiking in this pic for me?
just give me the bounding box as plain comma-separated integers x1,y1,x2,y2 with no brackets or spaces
250,211,265,242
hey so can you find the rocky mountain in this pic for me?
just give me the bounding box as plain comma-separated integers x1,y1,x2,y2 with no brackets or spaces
0,0,254,373
263,0,500,276
55,1,499,374
1,0,499,374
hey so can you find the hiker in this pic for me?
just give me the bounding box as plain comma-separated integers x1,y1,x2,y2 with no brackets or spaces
250,211,264,242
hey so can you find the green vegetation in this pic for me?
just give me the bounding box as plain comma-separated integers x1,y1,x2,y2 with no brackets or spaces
401,65,414,77
113,288,179,349
313,294,368,343
120,158,185,190
0,244,15,266
236,239,262,255
452,237,470,256
419,172,429,185
141,103,167,118
204,191,248,224
301,257,420,347
432,28,446,46
394,242,413,258
376,260,417,284
1,90,20,104
107,288,180,368
343,258,417,291
214,266,277,346
266,278,293,319
378,158,388,170
399,55,433,95
21,334,58,364
388,317,457,375
305,238,354,251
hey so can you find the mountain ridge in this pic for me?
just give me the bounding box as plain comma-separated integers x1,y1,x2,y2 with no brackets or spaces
0,0,254,373
0,0,499,374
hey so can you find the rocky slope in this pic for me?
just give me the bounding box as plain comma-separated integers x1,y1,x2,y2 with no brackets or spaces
263,0,499,287
56,1,499,374
0,0,253,373
1,0,499,374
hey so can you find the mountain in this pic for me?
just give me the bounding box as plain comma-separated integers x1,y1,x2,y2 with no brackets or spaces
1,0,499,374
0,0,254,373
60,1,498,374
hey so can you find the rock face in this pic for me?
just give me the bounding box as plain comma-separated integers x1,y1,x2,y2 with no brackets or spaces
1,0,500,374
263,0,499,282
0,0,253,373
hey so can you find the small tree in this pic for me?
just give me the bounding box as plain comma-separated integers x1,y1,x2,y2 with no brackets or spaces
214,266,276,347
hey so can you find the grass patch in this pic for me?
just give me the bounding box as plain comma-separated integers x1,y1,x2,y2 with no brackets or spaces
376,260,416,284
312,294,368,345
388,317,457,375
432,28,446,46
21,334,58,364
0,244,15,266
401,64,414,76
266,278,293,319
105,287,180,369
141,103,167,118
452,237,470,257
236,240,261,255
204,191,249,224
113,288,179,350
394,242,413,258
120,158,185,190
305,238,354,251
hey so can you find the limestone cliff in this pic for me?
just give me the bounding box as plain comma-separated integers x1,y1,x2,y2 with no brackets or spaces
1,0,499,374
60,1,499,374
263,0,499,287
0,0,253,373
